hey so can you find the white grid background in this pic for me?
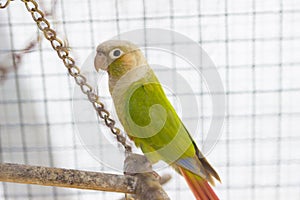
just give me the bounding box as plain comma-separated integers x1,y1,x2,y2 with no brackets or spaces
1,0,300,199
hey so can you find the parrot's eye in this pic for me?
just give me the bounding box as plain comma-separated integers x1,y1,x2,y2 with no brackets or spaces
109,48,124,59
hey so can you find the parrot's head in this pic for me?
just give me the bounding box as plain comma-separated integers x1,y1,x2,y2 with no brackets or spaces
94,40,147,78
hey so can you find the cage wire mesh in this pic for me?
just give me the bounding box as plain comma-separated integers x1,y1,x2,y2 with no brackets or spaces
0,0,300,199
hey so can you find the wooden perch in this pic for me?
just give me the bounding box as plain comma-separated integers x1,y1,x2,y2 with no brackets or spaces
0,154,170,200
0,163,137,193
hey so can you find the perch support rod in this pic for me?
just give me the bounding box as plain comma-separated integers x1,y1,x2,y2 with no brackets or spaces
0,163,171,199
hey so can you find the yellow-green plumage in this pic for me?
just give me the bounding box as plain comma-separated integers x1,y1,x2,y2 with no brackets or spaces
117,72,196,163
95,40,220,200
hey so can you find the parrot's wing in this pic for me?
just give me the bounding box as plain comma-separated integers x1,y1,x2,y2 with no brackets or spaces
124,80,196,161
119,79,217,180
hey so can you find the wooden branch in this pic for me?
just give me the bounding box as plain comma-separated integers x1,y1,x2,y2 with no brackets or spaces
0,161,171,199
0,163,137,194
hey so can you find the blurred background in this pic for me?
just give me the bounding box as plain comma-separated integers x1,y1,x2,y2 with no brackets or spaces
0,0,300,199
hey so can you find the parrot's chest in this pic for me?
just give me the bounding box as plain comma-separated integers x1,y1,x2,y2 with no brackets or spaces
109,65,155,127
111,82,138,123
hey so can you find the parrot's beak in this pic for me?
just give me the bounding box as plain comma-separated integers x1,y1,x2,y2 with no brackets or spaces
94,51,108,72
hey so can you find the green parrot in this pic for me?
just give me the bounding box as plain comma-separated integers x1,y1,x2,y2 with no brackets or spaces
94,40,221,200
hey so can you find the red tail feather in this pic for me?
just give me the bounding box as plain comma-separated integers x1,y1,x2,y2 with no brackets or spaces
179,167,219,200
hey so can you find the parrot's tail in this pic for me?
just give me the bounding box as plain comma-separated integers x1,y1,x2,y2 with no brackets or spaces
179,167,219,200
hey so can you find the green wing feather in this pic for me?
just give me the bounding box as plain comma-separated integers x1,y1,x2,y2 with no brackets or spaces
117,72,196,164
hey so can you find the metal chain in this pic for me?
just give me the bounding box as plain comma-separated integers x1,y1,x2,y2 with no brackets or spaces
19,0,132,152
0,0,13,8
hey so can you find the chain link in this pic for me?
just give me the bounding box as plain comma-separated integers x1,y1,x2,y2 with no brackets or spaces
20,0,132,152
0,0,13,9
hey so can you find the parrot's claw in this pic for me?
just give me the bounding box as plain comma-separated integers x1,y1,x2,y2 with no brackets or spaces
152,171,161,181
